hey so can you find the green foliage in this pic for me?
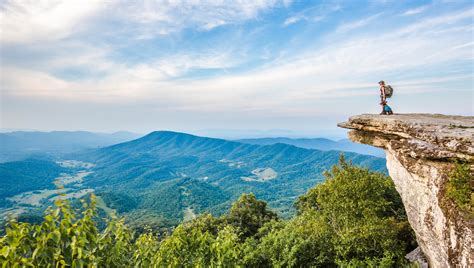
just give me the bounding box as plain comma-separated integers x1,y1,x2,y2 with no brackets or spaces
242,213,335,267
1,160,415,267
0,159,65,206
226,193,278,238
132,231,160,267
446,162,473,215
292,156,415,266
96,191,138,213
1,194,141,267
244,156,415,267
1,195,100,267
156,216,242,267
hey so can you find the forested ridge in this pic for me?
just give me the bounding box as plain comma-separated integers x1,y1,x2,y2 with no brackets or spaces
0,131,387,233
1,157,416,267
78,131,387,224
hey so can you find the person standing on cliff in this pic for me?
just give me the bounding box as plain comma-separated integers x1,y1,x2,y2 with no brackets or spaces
378,80,393,115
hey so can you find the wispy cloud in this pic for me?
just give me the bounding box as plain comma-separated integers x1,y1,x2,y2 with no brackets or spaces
112,1,283,38
283,14,324,26
283,15,304,26
336,13,382,33
4,8,471,107
282,3,338,27
0,0,105,45
403,5,430,16
396,8,473,36
451,41,474,50
134,51,242,79
1,2,472,132
0,0,283,44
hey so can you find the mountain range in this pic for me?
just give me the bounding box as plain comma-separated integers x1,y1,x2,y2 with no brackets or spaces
237,137,385,157
1,131,387,229
0,131,142,162
76,131,386,225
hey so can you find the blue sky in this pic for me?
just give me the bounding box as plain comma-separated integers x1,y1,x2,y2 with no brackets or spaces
1,0,473,138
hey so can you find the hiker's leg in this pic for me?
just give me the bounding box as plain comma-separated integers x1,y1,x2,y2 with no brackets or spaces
380,102,386,115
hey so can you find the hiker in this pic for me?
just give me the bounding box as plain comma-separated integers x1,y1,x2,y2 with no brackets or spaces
378,80,393,115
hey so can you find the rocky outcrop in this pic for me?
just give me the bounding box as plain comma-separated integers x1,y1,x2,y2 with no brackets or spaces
338,114,473,268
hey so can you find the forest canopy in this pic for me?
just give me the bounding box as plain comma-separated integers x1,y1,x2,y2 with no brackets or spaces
0,158,416,267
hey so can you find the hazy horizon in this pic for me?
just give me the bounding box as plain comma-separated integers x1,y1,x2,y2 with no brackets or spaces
1,1,473,135
0,127,350,140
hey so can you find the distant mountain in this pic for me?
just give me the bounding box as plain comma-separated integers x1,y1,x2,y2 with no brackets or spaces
1,131,387,229
237,137,385,157
74,131,386,227
0,131,142,162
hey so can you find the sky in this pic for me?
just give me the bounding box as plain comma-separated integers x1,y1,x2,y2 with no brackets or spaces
1,0,473,139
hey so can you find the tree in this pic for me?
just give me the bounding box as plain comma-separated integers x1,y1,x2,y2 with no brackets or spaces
295,156,416,266
242,214,335,267
1,194,142,267
155,214,242,266
226,193,278,239
244,156,416,267
1,195,103,267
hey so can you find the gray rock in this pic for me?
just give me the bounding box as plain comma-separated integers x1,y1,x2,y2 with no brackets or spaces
406,247,429,268
338,113,473,268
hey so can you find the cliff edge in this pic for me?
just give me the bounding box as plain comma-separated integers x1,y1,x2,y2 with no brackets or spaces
338,114,473,268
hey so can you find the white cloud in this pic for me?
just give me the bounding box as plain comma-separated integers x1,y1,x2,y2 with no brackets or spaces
283,15,303,26
396,8,473,36
0,0,285,44
201,19,227,30
282,3,335,27
283,14,324,26
1,67,70,96
114,0,283,37
1,6,472,119
336,13,382,33
0,0,105,44
133,51,240,79
403,5,430,16
451,42,474,50
6,11,471,111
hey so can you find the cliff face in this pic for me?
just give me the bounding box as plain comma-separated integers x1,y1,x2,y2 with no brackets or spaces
338,114,473,268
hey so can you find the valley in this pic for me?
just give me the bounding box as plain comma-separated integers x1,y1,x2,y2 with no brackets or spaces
73,131,387,228
0,131,387,230
0,160,97,222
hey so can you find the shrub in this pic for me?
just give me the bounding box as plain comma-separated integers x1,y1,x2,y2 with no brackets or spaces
446,162,473,215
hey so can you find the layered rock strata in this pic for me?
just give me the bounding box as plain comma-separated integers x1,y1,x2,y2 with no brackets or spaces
338,114,473,268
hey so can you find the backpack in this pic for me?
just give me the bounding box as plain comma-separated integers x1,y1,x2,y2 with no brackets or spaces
383,104,393,115
385,85,393,98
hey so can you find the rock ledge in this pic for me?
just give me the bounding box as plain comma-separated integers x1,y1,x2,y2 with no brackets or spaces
339,114,473,268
